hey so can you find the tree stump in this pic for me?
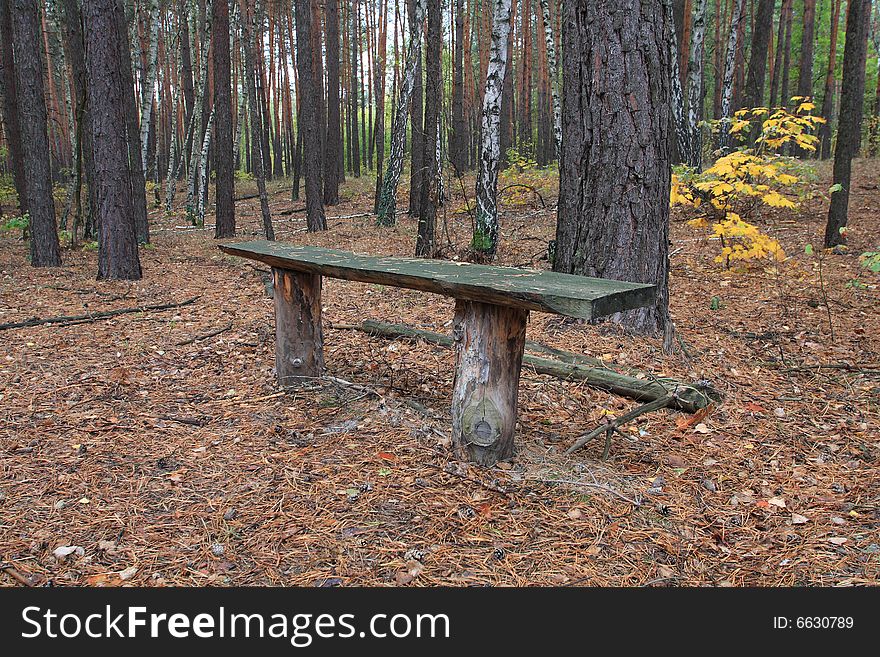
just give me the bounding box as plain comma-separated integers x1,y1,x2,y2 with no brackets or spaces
273,268,324,386
451,300,528,466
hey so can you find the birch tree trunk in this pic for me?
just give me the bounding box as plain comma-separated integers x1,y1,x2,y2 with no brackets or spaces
717,0,745,153
375,0,426,226
186,0,213,224
537,0,561,160
684,0,706,169
664,0,689,165
139,0,160,174
472,0,513,260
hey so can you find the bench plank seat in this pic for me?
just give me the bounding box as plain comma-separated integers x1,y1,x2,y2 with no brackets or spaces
218,240,655,320
220,240,657,465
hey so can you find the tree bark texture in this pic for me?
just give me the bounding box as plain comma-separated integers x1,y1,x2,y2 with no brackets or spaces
273,268,325,385
214,0,235,238
554,0,671,336
451,300,528,466
10,0,61,267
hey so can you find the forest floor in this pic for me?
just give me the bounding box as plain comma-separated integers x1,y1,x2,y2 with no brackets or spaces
1,160,878,587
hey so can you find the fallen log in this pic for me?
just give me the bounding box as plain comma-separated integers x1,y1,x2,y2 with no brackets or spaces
329,320,720,413
0,297,200,331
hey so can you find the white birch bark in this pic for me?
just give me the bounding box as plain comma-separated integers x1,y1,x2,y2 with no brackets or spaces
139,0,160,174
686,0,707,169
538,0,561,160
197,107,215,225
376,0,427,226
718,0,745,153
473,0,513,258
186,0,214,222
664,0,690,164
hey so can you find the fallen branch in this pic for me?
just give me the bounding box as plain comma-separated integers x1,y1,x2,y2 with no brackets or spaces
176,323,233,346
329,320,719,413
0,562,36,586
524,477,642,506
781,363,880,374
566,394,674,458
0,297,200,331
499,183,547,208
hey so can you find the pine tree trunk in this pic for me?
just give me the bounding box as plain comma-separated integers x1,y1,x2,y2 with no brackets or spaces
213,0,235,238
325,0,341,205
350,0,361,177
10,0,61,266
373,0,388,212
743,0,773,108
779,0,793,106
416,0,441,257
718,0,745,152
450,0,466,171
186,0,213,224
115,0,149,244
554,0,671,337
472,0,513,260
538,0,561,160
685,0,706,169
818,0,841,159
82,0,141,280
825,0,871,247
294,0,327,231
797,0,817,100
0,0,26,215
375,0,426,226
407,0,425,216
241,0,275,239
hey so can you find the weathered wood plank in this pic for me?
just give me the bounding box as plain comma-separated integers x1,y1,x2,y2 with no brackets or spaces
219,241,655,319
273,268,324,385
451,301,528,465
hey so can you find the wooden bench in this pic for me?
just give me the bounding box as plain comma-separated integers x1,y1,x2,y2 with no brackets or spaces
219,240,656,465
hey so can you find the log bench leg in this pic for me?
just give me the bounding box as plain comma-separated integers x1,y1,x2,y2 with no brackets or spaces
273,267,324,386
451,300,528,466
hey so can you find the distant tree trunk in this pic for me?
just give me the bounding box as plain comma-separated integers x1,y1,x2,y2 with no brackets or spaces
555,0,671,337
712,0,722,119
295,0,327,231
769,0,790,106
325,0,341,205
373,0,388,212
407,0,425,216
450,0,466,171
114,0,149,244
519,0,532,151
186,0,213,225
416,0,440,257
685,0,706,169
82,0,141,279
472,0,513,260
665,0,689,164
214,0,235,238
718,0,746,153
797,0,817,100
59,0,97,237
0,0,27,215
818,0,842,159
350,0,361,177
499,0,515,167
743,0,773,108
139,0,160,174
779,0,793,106
10,0,61,266
825,0,871,247
242,0,275,239
538,0,561,159
376,0,426,226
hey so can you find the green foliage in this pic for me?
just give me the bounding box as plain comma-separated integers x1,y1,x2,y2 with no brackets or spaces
860,250,880,273
82,240,98,251
1,212,29,232
0,174,16,205
234,170,255,182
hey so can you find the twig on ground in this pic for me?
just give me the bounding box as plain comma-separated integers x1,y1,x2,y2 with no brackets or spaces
176,323,233,346
0,297,200,331
566,394,675,459
1,562,36,586
524,477,642,507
